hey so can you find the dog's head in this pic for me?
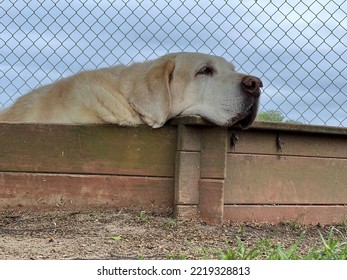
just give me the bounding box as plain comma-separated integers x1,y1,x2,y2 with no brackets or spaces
128,52,262,128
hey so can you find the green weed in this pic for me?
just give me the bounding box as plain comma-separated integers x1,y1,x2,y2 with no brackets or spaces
221,228,347,260
138,211,150,223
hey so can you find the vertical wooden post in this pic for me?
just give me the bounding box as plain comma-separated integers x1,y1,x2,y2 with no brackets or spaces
174,125,201,219
174,123,228,225
198,127,228,225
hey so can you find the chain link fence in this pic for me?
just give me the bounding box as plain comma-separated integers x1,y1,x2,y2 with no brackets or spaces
1,0,346,127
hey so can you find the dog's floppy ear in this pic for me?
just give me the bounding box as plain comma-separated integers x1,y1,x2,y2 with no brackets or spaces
129,57,175,128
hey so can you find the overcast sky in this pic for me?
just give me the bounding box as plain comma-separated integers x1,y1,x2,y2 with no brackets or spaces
0,0,346,126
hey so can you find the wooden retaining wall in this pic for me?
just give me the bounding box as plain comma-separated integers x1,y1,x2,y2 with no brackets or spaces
1,117,346,225
0,125,177,212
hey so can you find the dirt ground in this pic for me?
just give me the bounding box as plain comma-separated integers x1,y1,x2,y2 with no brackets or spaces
0,208,345,260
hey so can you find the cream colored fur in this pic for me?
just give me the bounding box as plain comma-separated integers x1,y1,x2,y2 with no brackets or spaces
0,52,262,128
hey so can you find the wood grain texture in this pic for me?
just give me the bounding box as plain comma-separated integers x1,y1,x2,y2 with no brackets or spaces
228,129,347,158
0,123,177,176
250,120,347,136
0,172,174,211
200,127,227,179
225,154,347,204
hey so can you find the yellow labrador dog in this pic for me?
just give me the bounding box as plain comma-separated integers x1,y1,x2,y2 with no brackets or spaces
0,52,262,128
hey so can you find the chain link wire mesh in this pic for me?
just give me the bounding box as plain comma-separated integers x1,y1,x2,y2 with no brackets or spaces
1,0,346,126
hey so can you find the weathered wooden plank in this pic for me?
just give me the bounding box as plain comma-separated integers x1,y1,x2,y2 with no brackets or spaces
278,132,347,158
0,124,177,176
228,130,347,158
224,205,347,225
251,120,347,136
199,179,224,225
228,130,277,154
200,127,227,179
225,154,347,204
170,117,347,137
0,172,174,211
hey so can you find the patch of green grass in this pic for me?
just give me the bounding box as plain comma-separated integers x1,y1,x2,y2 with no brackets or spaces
110,235,122,241
197,247,225,260
221,228,347,260
138,211,150,223
221,237,267,260
165,253,188,260
306,228,347,260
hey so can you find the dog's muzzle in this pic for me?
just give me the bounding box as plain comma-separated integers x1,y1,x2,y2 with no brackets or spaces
228,75,263,129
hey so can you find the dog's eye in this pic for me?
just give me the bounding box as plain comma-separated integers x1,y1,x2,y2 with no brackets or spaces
197,66,214,76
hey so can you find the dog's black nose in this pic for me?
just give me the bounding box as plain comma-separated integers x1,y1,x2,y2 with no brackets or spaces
241,76,263,98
